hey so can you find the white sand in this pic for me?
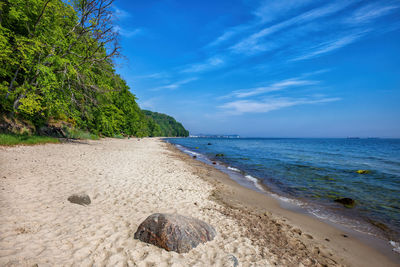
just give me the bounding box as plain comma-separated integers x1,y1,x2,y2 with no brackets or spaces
0,138,270,266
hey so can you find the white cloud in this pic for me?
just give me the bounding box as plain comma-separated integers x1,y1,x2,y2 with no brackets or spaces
182,57,224,73
153,77,198,91
219,97,340,115
254,0,316,23
114,6,131,20
229,78,318,98
113,26,142,38
347,3,399,24
134,72,167,79
292,31,367,61
207,25,249,48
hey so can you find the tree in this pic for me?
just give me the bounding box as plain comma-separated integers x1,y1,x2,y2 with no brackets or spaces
143,110,189,137
0,0,189,138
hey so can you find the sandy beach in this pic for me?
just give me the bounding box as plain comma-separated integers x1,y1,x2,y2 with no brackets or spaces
0,138,398,266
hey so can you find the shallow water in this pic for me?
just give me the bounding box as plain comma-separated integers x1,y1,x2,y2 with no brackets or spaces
165,137,400,250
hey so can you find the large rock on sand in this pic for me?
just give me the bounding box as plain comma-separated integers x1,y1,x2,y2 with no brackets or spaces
67,193,91,206
134,213,216,253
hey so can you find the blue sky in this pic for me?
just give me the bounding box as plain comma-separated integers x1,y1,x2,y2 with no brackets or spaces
113,0,400,137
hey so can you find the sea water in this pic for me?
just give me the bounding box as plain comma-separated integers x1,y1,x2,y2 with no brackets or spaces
165,137,400,252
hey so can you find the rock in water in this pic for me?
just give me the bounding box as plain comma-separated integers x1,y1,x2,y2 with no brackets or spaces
67,193,91,206
334,197,355,208
134,213,216,253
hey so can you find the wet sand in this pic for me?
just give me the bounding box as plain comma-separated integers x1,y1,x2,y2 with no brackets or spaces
0,138,398,266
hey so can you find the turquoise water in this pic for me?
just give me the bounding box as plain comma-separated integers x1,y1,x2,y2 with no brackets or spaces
165,138,400,247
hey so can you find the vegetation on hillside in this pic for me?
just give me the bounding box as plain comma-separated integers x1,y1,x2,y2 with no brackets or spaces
0,0,188,138
144,110,189,137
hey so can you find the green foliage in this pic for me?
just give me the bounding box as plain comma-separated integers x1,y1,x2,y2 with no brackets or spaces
0,133,59,146
143,110,189,137
63,128,99,140
0,0,188,138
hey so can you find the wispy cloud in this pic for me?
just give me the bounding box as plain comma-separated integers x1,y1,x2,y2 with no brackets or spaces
347,2,399,24
113,26,142,38
152,77,198,91
230,1,356,54
182,1,398,77
224,78,318,99
134,72,168,80
114,6,131,20
152,1,398,102
206,25,249,48
182,57,224,73
253,0,316,23
112,6,142,38
207,0,316,48
217,69,338,115
219,96,340,115
292,30,368,61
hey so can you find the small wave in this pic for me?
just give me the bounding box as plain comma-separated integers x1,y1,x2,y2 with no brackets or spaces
270,193,303,206
390,240,400,254
309,209,330,220
245,175,265,191
307,207,350,224
228,166,241,172
173,144,203,158
183,149,201,156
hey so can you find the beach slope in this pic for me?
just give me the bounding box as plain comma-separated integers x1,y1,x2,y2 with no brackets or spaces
0,138,397,266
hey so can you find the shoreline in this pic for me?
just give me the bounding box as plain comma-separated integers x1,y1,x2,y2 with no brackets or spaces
164,140,400,266
0,138,398,266
164,138,400,255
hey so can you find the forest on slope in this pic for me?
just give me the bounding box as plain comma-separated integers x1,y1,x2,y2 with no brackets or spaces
0,0,189,137
143,110,189,137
